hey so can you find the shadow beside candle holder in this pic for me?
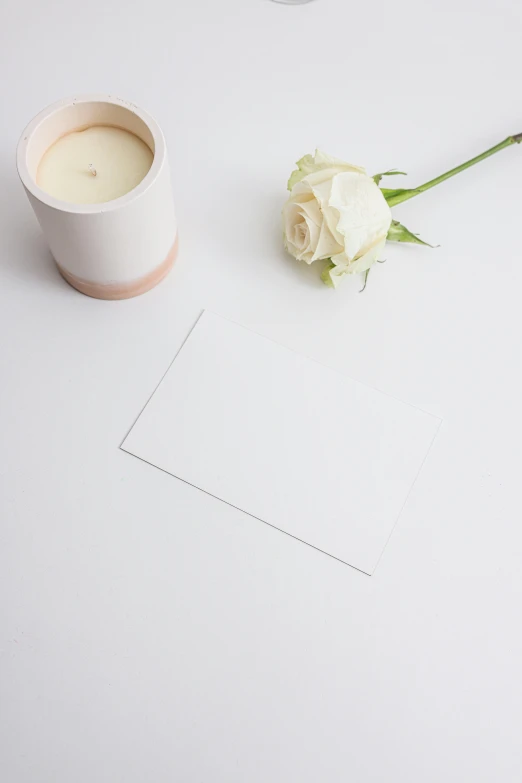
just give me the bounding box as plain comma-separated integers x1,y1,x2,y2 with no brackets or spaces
1,170,66,292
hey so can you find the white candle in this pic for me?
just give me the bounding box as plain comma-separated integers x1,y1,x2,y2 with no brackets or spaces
37,126,153,204
17,95,177,300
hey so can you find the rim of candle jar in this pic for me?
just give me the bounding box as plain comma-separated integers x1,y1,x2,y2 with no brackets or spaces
16,94,167,215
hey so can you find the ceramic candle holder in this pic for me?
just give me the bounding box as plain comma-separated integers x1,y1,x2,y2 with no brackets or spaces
16,95,178,300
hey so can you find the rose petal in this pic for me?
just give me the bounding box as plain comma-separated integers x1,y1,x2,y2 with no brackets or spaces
331,237,386,274
287,179,316,204
328,263,351,289
288,150,366,190
283,200,321,263
307,178,345,247
282,202,304,246
298,198,322,226
312,220,344,261
329,172,392,260
302,216,320,256
313,150,366,175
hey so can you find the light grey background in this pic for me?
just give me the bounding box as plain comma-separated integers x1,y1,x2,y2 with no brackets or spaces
1,0,522,780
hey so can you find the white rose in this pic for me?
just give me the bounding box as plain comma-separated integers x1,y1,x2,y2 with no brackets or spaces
282,150,392,287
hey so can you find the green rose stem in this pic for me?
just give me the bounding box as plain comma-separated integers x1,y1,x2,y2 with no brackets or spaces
386,132,522,207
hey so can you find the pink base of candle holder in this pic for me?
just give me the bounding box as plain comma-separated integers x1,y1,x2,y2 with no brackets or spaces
56,235,178,300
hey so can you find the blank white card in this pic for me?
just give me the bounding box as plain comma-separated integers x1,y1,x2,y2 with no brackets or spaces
122,312,440,574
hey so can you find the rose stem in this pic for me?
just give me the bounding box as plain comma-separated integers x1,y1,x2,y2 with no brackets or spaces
386,132,522,207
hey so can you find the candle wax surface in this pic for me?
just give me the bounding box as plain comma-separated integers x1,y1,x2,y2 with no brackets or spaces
36,126,153,204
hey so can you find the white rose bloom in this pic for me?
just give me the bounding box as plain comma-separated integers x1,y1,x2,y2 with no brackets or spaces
283,151,392,287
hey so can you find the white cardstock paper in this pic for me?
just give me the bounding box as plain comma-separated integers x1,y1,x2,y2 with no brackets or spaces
122,312,440,574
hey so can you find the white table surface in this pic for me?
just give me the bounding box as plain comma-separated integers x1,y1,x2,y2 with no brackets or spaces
1,0,522,780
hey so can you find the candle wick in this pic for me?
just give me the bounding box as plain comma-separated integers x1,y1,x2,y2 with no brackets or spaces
88,163,97,177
